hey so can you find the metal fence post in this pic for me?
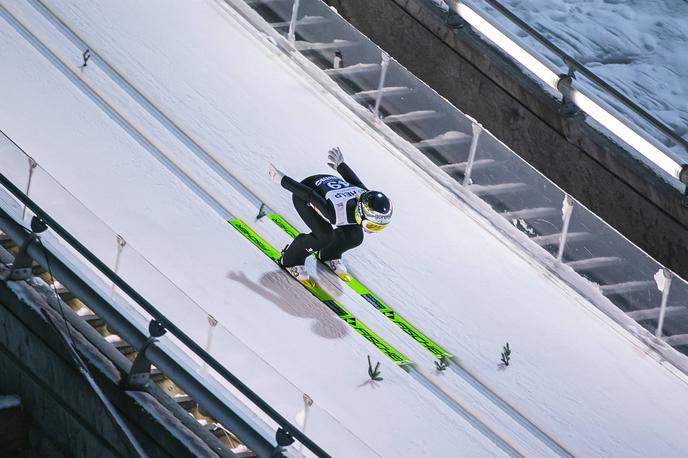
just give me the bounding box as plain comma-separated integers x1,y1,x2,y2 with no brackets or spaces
114,234,126,271
373,52,391,120
297,394,314,455
111,234,126,291
557,65,581,117
557,194,575,261
287,0,301,43
22,157,37,221
655,269,672,338
463,122,482,186
200,315,219,376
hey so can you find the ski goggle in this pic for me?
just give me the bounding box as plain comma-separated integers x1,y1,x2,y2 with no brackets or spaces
361,219,387,233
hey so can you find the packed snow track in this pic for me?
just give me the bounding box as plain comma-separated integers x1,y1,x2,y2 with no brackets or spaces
1,0,688,456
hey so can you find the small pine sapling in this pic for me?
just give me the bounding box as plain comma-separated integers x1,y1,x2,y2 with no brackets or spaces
367,355,383,381
500,342,511,366
434,356,448,372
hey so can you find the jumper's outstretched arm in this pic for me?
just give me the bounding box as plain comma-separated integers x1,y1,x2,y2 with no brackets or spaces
327,147,367,189
336,162,366,190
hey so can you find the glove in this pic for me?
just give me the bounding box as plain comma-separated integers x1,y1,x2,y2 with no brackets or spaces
327,147,344,170
268,163,285,184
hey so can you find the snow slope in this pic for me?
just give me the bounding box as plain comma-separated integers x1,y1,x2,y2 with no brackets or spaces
1,0,688,456
0,4,502,457
469,0,688,158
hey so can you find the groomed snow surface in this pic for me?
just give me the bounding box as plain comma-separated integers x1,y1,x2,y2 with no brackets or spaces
1,0,688,456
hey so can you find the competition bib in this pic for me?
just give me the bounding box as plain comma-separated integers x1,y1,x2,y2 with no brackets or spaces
313,176,365,226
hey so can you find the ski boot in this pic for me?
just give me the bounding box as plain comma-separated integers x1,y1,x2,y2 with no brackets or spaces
280,246,315,288
319,256,352,282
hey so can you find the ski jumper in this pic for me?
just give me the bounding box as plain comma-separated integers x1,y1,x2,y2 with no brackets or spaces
280,163,366,267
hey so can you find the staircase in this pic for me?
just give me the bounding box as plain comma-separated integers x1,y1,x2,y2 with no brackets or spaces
0,230,254,457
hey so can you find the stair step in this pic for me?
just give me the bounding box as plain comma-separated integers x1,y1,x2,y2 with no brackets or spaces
245,0,288,5
324,63,380,76
602,280,656,295
353,86,412,100
206,423,228,438
80,312,104,328
173,394,196,410
105,335,135,354
626,306,684,321
270,15,327,28
413,131,471,149
151,367,165,382
664,334,688,347
31,264,46,275
531,231,591,246
470,182,529,196
503,207,559,220
54,284,75,302
566,256,622,271
295,40,355,52
440,159,495,174
384,110,443,124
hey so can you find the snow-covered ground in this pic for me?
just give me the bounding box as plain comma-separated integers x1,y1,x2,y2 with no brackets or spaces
2,0,688,456
469,0,688,159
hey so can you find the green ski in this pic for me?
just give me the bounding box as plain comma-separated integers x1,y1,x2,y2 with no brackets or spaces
266,213,452,359
228,219,412,366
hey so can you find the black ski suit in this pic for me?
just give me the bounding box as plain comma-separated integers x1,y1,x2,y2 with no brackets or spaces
280,162,366,267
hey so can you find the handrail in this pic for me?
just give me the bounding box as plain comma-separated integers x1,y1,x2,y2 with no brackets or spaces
0,167,331,458
449,0,688,153
0,204,276,456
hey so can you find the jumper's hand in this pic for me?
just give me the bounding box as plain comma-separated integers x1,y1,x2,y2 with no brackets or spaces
327,147,344,170
268,163,285,184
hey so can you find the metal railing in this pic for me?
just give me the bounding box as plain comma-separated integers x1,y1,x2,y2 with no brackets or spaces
0,131,334,457
439,0,688,185
460,0,688,153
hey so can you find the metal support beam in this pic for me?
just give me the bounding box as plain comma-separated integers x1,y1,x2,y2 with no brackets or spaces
200,315,219,377
287,0,301,43
4,234,39,281
463,122,482,186
556,67,581,118
373,52,391,120
21,156,37,221
557,195,575,262
4,216,48,281
124,320,167,389
655,269,672,339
